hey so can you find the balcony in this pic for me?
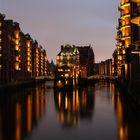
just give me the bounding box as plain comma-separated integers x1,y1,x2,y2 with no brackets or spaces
131,7,140,26
119,2,130,11
120,13,130,20
120,35,131,41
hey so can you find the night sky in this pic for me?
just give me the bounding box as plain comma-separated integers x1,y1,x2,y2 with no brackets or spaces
0,0,120,63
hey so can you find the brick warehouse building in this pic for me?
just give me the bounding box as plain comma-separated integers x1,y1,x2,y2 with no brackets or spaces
0,13,47,87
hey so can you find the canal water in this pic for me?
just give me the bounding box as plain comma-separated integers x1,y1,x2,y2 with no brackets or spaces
0,81,140,140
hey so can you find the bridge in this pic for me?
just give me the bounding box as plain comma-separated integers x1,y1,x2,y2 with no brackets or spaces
88,75,118,81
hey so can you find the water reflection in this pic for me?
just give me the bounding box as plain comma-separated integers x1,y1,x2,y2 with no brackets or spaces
54,85,95,128
0,85,46,140
0,82,140,140
108,81,140,140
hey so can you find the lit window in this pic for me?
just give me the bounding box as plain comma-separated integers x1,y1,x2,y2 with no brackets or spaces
0,23,1,27
27,67,30,72
0,31,2,35
15,39,19,45
15,62,19,70
0,54,2,57
16,56,19,61
15,31,19,39
27,41,30,47
15,45,19,51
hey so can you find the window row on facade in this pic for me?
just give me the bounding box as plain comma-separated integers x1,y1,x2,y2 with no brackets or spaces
0,13,47,86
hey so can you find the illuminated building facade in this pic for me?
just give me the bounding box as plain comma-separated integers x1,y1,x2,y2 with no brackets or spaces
0,13,47,87
20,33,33,81
98,59,112,76
56,44,80,87
130,0,140,91
117,0,132,80
116,0,140,91
32,42,47,78
0,19,21,84
32,41,39,77
56,44,95,87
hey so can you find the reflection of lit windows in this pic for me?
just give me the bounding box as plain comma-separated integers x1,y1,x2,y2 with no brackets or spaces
0,23,1,27
0,65,2,68
0,54,2,57
0,31,2,35
0,38,1,42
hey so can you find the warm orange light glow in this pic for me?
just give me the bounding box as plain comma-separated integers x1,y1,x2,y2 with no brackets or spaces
36,89,39,121
27,95,32,134
15,62,19,70
27,41,30,47
65,95,68,110
15,39,19,45
27,66,31,72
57,93,61,109
15,45,19,51
16,56,19,61
15,103,21,140
65,73,69,78
15,31,19,39
76,90,79,110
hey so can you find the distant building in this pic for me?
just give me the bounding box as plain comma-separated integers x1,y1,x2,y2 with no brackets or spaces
56,44,80,86
55,44,95,87
32,41,47,78
96,59,112,76
77,45,94,77
46,60,56,78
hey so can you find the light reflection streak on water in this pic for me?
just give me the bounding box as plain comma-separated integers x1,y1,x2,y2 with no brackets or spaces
0,81,140,140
